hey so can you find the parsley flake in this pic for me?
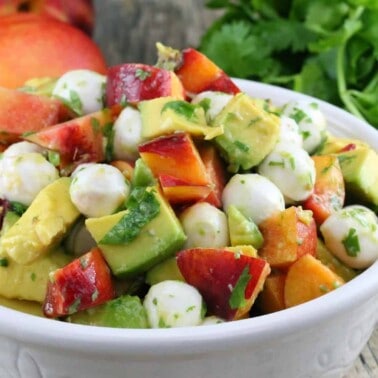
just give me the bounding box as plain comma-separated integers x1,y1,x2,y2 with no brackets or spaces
342,228,360,257
229,265,251,310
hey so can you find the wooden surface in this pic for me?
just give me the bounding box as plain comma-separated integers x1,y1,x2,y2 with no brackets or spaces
93,1,378,377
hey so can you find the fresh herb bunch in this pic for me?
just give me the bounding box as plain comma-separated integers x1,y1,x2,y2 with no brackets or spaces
199,0,378,128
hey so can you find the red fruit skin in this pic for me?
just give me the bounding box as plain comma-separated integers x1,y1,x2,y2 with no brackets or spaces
43,248,115,318
138,132,211,186
105,63,184,106
0,14,107,88
303,155,345,226
24,108,116,172
0,87,70,144
177,248,270,320
175,48,240,96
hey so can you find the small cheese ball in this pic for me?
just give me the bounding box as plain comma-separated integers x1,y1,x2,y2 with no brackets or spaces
144,280,204,328
113,106,143,161
281,100,326,153
70,163,130,218
52,69,106,115
278,116,303,147
320,205,378,269
2,141,44,158
0,152,59,206
191,91,233,122
258,142,315,203
222,173,285,225
180,202,229,249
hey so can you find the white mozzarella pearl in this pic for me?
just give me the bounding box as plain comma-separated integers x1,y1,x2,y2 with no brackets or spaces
180,202,229,249
258,142,315,203
281,100,327,153
0,153,59,206
3,141,44,158
191,91,233,122
222,173,285,225
320,205,378,269
53,69,106,115
278,115,303,147
113,106,143,161
144,280,204,328
70,163,130,218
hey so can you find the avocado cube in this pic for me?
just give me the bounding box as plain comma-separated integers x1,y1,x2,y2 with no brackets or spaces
212,93,280,172
86,187,186,277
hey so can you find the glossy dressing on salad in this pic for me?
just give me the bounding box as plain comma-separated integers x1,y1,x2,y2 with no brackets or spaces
0,45,377,328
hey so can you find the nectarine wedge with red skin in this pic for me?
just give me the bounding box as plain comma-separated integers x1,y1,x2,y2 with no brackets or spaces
259,206,317,270
106,63,184,107
43,248,115,318
0,87,71,144
175,48,240,96
159,174,212,205
177,248,270,320
138,132,211,186
24,108,115,172
0,14,106,88
198,143,227,208
303,155,345,226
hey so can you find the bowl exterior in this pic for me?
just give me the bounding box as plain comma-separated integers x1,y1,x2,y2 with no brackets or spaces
0,79,378,378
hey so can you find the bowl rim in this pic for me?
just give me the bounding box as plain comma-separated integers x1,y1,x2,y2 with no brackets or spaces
1,79,378,356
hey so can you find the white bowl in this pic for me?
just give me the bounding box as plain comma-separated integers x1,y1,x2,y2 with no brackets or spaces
1,79,377,378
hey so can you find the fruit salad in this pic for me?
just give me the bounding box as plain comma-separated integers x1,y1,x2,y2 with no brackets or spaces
0,44,377,329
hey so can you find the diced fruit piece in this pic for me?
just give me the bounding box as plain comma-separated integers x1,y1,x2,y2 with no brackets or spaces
0,177,80,264
144,280,205,328
257,272,286,314
315,239,357,282
303,155,345,225
85,187,186,277
0,87,70,144
0,248,71,302
336,147,378,206
225,245,258,258
180,202,229,249
110,160,134,181
259,206,317,270
316,136,367,155
106,63,184,107
0,14,107,89
159,174,211,204
198,143,227,208
213,93,280,172
157,44,240,96
24,109,115,172
67,295,148,328
146,257,184,286
227,205,264,249
177,248,270,320
131,158,156,187
284,254,344,308
139,97,222,140
43,247,115,318
139,132,211,186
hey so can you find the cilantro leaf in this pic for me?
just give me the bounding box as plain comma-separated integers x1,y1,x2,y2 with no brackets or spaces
229,265,251,310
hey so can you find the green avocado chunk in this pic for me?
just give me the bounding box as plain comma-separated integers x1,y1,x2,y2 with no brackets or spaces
85,186,186,277
0,177,80,265
336,147,378,206
67,295,148,328
212,93,280,172
146,257,184,286
227,205,264,249
139,96,223,140
131,158,156,188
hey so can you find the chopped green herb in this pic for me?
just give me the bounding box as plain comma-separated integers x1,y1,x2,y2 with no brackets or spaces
319,284,329,293
10,201,28,216
0,258,9,267
198,98,211,114
47,150,60,167
268,160,285,168
30,272,36,282
290,108,308,124
162,100,198,121
68,297,81,314
91,289,99,302
186,305,196,313
100,187,160,245
90,117,101,133
301,131,311,140
158,317,170,328
152,297,158,306
102,122,115,162
229,265,251,310
135,68,152,81
68,90,83,115
119,94,128,108
342,228,360,257
234,140,250,152
21,131,36,138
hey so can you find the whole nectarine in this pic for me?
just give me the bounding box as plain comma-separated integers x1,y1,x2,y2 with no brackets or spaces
0,14,106,88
